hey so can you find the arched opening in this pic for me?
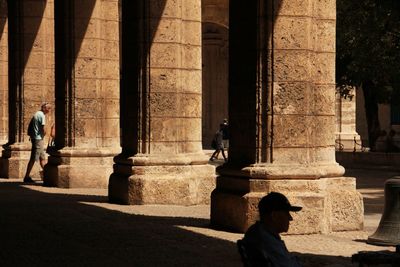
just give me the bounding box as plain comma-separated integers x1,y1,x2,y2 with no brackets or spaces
201,1,229,150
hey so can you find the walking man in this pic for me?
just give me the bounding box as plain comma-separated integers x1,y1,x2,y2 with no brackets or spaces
24,103,51,183
210,123,227,162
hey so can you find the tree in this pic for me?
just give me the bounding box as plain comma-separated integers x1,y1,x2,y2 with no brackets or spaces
336,0,400,148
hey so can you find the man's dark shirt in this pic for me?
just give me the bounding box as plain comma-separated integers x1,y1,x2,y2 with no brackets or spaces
242,222,302,267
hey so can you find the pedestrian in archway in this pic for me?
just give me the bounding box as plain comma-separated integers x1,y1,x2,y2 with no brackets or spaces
210,123,227,162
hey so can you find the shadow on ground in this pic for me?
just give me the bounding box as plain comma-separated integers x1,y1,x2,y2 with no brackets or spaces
0,180,365,266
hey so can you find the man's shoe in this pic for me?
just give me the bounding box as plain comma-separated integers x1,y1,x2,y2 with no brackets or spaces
23,177,35,183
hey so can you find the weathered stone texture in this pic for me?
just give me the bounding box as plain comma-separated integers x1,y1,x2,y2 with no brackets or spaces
313,19,335,52
182,45,202,69
110,0,214,204
178,93,202,117
264,0,338,167
273,82,311,115
100,0,119,20
150,69,181,92
273,50,311,82
149,118,202,152
182,70,202,93
110,160,215,205
182,0,201,20
278,147,338,166
312,116,336,146
312,52,335,83
71,0,120,148
76,38,101,58
313,0,336,19
273,16,311,50
150,43,182,68
44,150,115,188
150,92,178,117
182,21,202,45
313,84,336,115
274,0,313,17
270,148,313,165
329,189,364,231
149,0,180,18
273,115,310,147
211,177,363,234
311,147,337,163
74,19,100,38
152,18,181,43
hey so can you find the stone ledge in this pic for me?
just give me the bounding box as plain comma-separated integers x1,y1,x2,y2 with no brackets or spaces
218,162,345,179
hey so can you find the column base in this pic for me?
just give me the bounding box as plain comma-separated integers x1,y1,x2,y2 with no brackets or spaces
211,173,364,234
0,143,42,179
43,148,116,188
109,153,216,205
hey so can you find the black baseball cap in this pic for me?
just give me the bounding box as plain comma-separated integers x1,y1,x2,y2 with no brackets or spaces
258,192,302,215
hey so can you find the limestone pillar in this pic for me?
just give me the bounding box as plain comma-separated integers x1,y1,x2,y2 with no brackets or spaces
44,0,120,188
109,0,215,205
0,0,8,145
335,87,363,151
211,0,363,234
0,0,54,179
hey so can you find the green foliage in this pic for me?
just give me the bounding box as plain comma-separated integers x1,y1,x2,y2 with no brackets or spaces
336,0,400,104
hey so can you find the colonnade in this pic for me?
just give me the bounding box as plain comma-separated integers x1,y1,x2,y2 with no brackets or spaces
0,0,363,234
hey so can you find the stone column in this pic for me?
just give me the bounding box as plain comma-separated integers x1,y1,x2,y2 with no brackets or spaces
44,0,120,188
0,0,8,145
335,87,362,151
0,0,54,179
211,0,363,234
109,0,215,205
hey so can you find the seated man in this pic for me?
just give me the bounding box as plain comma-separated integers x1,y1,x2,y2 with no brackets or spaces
239,192,303,267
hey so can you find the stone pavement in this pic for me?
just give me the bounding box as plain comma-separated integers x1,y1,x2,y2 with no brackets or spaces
0,167,398,266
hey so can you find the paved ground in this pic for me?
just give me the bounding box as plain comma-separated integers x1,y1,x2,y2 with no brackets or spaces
0,167,399,266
